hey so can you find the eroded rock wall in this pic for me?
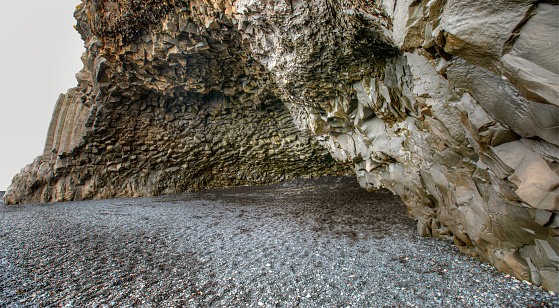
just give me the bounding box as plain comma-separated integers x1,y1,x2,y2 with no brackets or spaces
3,0,350,204
233,0,559,291
4,0,559,291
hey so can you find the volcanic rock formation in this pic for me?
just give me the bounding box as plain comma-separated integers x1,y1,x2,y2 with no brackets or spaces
4,0,559,292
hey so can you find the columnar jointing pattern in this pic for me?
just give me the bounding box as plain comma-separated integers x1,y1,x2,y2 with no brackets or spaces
4,0,351,203
4,0,559,292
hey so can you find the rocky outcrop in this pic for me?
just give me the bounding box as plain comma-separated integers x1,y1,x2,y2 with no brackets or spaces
4,0,559,292
3,0,350,204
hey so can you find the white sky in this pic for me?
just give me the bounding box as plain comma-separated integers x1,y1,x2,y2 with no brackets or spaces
0,1,85,190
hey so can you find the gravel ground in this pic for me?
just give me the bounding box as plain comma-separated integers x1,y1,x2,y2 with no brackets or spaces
0,176,557,307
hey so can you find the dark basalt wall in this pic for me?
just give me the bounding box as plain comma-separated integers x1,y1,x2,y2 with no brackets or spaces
4,0,559,292
3,0,350,204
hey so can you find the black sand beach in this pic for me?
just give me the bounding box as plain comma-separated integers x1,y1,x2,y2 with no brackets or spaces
0,177,557,307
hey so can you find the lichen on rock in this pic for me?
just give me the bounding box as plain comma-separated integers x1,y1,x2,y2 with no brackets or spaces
4,0,559,292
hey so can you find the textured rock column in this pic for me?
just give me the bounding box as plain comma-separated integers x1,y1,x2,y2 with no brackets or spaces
3,0,351,204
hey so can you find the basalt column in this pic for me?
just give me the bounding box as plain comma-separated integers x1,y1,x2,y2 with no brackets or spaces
3,0,350,204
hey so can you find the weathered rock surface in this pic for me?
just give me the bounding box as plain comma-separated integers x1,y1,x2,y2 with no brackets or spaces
3,1,351,204
4,0,559,292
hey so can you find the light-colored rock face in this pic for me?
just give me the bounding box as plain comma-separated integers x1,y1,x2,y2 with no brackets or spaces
4,0,559,292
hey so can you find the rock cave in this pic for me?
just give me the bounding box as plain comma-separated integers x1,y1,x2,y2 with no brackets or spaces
3,0,558,292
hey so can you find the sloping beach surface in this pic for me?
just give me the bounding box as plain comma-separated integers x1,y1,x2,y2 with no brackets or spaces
0,177,556,307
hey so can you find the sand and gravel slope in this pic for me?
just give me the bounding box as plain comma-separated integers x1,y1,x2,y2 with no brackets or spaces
0,177,557,307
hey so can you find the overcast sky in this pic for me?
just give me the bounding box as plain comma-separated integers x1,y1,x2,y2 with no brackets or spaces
0,1,85,190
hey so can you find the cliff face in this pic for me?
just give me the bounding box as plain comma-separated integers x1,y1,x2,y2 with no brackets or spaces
4,0,559,291
3,1,351,203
